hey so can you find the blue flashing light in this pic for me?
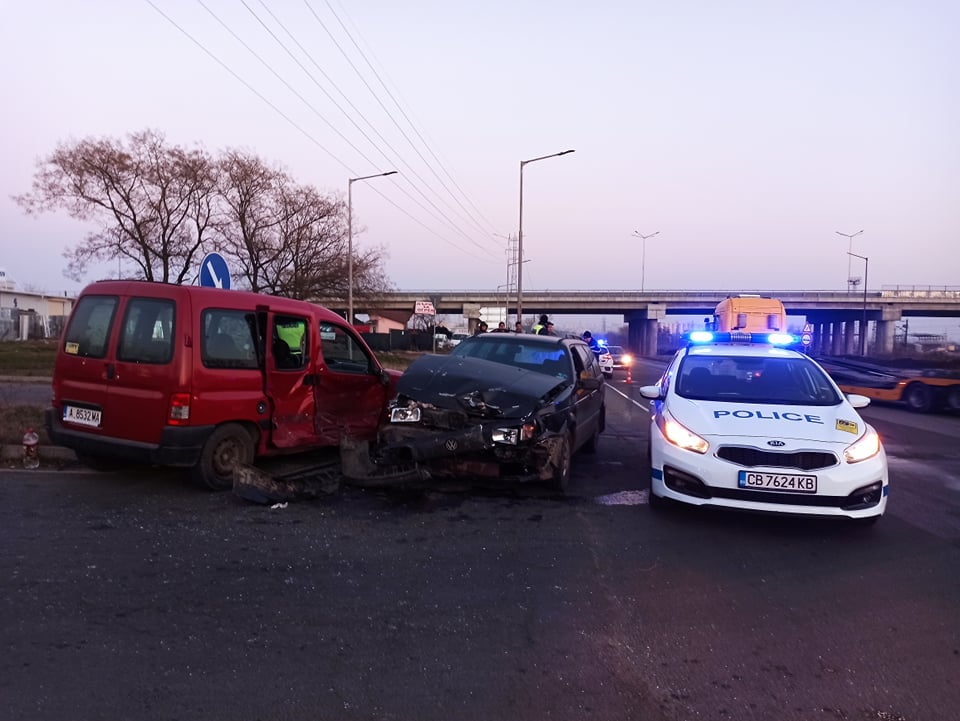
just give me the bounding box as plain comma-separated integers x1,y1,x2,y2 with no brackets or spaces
767,333,796,346
686,330,798,347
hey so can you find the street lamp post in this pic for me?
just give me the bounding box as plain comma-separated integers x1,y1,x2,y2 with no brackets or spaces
348,171,397,324
517,149,575,322
836,229,864,293
632,230,660,292
848,251,869,355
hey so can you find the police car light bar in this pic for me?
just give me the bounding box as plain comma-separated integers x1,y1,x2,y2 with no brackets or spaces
686,331,797,346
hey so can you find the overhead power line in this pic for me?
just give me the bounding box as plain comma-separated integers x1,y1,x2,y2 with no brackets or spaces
144,0,497,264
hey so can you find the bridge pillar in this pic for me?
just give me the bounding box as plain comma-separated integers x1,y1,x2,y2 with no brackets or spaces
876,320,895,354
817,322,830,355
844,321,857,355
644,319,658,357
831,322,844,355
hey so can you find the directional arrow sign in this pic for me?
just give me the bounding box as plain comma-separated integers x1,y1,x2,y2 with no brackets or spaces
199,252,230,290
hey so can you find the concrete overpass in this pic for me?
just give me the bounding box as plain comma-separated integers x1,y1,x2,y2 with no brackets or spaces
320,286,960,357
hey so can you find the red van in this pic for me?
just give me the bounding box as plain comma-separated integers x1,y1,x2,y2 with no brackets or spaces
46,280,401,489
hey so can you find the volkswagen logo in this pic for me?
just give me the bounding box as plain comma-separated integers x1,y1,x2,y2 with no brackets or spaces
444,439,459,452
767,440,786,447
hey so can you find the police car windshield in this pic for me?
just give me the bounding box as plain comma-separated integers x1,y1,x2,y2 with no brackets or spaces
676,355,841,406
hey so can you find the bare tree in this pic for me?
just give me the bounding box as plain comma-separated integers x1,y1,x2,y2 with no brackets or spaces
214,150,283,293
16,131,391,301
216,159,392,302
14,130,217,283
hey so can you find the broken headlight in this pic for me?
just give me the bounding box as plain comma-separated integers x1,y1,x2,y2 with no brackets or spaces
491,423,535,445
390,406,422,423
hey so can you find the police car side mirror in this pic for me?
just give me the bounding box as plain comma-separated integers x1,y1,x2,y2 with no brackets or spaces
846,393,871,409
638,384,661,400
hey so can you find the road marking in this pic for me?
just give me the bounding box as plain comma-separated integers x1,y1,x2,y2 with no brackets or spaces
607,383,649,410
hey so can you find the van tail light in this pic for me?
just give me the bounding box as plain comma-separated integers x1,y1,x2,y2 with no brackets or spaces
168,393,192,425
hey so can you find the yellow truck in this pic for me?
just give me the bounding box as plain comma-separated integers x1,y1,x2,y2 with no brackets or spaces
710,295,788,333
819,359,960,413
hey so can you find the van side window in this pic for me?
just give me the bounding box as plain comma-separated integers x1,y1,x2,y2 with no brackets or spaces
117,298,175,364
63,295,118,358
272,316,307,371
201,310,258,369
319,322,372,374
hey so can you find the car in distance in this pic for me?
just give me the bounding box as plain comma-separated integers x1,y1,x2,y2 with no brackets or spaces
605,345,632,370
639,330,888,524
598,347,614,378
355,333,607,492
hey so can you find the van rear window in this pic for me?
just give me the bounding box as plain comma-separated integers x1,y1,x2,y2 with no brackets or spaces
63,295,118,358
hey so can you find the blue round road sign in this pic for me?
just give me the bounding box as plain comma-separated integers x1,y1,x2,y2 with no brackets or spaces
199,252,230,289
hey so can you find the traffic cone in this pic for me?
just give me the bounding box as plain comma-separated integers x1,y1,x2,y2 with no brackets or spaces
626,365,632,385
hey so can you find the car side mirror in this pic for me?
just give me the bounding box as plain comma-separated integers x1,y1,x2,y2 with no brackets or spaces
638,384,662,400
846,393,871,409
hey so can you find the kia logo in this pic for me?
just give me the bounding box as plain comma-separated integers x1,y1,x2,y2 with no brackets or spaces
444,439,459,452
767,440,786,447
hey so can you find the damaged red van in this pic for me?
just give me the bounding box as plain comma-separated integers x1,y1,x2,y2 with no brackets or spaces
46,280,400,489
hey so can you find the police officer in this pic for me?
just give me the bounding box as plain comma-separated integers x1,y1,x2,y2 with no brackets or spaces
532,314,549,335
582,330,601,356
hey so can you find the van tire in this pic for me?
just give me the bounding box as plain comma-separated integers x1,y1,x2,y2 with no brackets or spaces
193,423,255,491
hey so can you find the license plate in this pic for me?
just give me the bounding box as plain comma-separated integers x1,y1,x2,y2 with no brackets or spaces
63,405,102,428
738,470,817,493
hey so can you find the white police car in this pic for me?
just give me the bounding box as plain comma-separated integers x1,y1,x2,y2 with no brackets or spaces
640,331,888,523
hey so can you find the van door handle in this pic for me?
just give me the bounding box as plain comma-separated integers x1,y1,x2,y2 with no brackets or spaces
105,363,116,380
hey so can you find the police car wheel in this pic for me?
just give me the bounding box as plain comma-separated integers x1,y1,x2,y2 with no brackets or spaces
194,423,255,491
647,442,667,510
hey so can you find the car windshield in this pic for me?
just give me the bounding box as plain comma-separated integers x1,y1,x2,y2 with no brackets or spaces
451,336,571,381
676,354,841,406
608,346,624,355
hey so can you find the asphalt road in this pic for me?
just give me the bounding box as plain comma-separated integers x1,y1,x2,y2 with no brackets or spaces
2,364,959,721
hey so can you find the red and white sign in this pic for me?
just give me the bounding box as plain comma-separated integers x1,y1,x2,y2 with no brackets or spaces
414,300,436,316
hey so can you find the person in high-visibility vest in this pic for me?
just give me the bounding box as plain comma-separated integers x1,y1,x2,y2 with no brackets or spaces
531,314,549,336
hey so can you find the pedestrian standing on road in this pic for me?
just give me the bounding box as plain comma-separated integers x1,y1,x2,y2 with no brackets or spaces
514,321,524,333
538,321,556,336
474,321,488,335
493,321,508,332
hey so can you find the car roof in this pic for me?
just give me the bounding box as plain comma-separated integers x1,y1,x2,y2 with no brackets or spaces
466,332,579,347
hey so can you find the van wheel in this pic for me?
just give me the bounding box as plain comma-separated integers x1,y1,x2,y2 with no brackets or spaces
903,382,934,413
193,424,255,491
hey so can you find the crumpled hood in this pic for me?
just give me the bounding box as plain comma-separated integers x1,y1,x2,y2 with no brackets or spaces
396,354,567,419
668,396,869,445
